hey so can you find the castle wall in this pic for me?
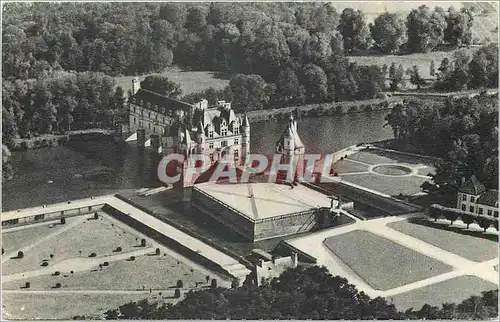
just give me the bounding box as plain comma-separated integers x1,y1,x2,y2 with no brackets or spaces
253,209,320,241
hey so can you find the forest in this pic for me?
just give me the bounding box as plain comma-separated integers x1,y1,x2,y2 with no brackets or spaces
2,2,498,145
385,93,498,190
94,266,498,320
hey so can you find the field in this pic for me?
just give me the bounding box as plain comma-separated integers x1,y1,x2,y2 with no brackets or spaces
1,222,66,255
323,230,452,291
344,173,428,196
390,275,498,311
114,69,229,96
388,219,498,262
1,212,229,320
2,292,180,320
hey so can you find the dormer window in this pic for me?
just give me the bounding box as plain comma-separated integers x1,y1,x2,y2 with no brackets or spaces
233,125,239,135
221,128,228,136
208,128,214,138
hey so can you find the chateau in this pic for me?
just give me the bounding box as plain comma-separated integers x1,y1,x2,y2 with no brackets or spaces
457,175,499,218
122,78,250,166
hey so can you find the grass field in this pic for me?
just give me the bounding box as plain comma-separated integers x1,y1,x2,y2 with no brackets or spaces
2,214,140,275
2,292,179,320
387,220,498,262
3,254,209,291
114,68,229,96
342,172,428,196
2,222,66,255
390,275,498,311
324,230,452,291
372,165,412,176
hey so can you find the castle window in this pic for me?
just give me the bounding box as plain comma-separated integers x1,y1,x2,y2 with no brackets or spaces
494,211,498,217
208,130,214,138
234,149,239,158
209,142,214,149
469,206,474,213
488,209,493,216
462,194,466,201
221,128,228,136
133,117,136,124
471,196,475,203
221,141,227,147
478,207,483,215
461,204,466,211
234,138,239,145
153,127,156,133
209,153,214,161
234,126,239,135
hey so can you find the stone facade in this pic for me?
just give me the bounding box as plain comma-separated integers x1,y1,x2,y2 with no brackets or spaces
457,175,498,218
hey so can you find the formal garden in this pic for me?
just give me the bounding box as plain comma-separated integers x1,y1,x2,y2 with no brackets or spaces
323,230,452,291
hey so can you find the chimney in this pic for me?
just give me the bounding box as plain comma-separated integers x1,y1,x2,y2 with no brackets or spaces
132,78,141,95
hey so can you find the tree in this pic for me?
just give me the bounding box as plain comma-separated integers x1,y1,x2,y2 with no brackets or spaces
60,217,66,224
17,251,24,258
388,63,405,90
406,6,446,53
274,67,306,106
25,282,30,288
477,216,492,232
177,280,183,288
2,145,14,181
104,309,119,320
468,44,498,89
140,76,182,98
427,205,441,221
228,74,271,112
338,8,371,53
370,12,407,54
174,288,181,298
444,7,473,48
211,278,218,288
429,60,435,77
301,64,328,103
140,239,146,247
155,248,160,255
406,66,426,89
461,213,475,229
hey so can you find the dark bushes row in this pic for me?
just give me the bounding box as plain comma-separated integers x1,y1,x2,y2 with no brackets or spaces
428,204,499,232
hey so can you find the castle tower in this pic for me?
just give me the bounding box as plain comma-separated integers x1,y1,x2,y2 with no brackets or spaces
275,114,305,182
241,114,250,165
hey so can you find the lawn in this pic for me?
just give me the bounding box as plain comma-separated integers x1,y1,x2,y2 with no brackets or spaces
387,220,498,262
332,159,370,174
2,214,140,275
324,230,452,291
114,68,229,96
342,173,428,196
2,254,210,291
417,167,436,177
2,292,180,320
1,222,67,255
389,275,498,311
347,151,398,165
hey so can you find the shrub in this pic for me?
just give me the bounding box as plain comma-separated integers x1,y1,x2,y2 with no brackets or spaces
2,248,4,255
494,219,499,231
70,271,74,274
206,276,210,283
60,217,66,224
115,247,122,252
103,261,109,266
41,261,49,266
211,278,218,288
94,213,99,220
174,288,181,298
141,238,146,247
129,256,135,261
155,248,160,255
88,253,97,258
17,251,24,258
25,282,30,288
177,280,183,288
55,282,61,288
53,271,60,276
49,254,54,259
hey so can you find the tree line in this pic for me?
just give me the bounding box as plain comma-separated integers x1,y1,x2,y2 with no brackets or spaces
2,3,482,81
385,93,498,190
95,266,498,320
428,204,498,231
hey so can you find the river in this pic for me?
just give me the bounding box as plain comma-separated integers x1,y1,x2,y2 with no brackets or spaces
2,111,393,211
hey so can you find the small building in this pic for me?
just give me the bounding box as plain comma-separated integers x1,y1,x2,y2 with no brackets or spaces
247,250,298,286
457,175,498,217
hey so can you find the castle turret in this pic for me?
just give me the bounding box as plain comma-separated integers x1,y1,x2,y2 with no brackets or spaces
241,114,250,165
275,114,305,182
